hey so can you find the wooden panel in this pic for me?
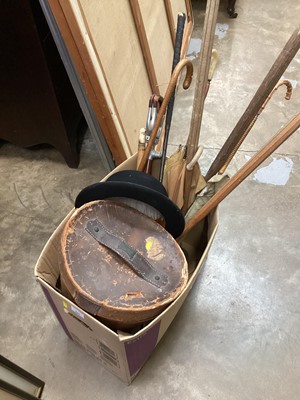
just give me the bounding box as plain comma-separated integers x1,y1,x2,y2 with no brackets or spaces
139,0,174,95
75,0,152,154
49,0,128,164
46,0,193,162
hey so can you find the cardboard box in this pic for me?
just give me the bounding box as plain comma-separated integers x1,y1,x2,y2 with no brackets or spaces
34,156,218,384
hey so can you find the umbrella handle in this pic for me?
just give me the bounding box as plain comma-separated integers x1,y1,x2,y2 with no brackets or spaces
205,49,219,98
186,145,204,170
136,128,146,169
208,49,219,81
137,58,193,172
177,112,300,242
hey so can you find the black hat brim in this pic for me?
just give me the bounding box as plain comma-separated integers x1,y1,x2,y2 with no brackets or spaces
75,181,184,238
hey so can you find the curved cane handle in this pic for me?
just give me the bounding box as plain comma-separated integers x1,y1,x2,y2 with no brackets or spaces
275,79,293,100
137,59,193,171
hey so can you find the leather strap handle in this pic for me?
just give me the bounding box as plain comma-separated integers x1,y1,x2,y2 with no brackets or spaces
86,219,168,288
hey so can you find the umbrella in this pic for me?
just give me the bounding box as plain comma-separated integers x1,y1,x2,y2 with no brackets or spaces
163,145,207,209
162,46,218,210
184,173,230,222
162,145,186,208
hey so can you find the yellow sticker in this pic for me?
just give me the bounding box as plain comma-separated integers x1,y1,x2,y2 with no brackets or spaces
145,240,152,251
63,300,68,309
145,236,164,261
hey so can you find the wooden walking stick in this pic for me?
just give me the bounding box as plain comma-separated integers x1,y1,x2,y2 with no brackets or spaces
177,112,300,243
182,0,220,212
218,79,293,175
205,26,300,182
137,59,193,172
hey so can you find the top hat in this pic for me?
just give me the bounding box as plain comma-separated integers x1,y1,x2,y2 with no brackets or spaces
75,170,185,238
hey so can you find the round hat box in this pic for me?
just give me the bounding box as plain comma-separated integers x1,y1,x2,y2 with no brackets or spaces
60,200,188,331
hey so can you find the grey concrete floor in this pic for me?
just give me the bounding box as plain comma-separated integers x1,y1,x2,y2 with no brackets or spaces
1,0,300,399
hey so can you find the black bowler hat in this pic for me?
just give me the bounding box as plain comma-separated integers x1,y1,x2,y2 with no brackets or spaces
74,170,185,238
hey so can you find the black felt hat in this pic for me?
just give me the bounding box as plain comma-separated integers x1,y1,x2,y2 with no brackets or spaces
75,170,185,238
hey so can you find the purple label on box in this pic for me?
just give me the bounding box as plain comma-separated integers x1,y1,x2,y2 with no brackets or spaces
124,321,160,376
71,304,85,319
41,285,72,340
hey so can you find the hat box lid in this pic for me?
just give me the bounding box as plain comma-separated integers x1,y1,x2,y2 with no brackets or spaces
60,200,188,331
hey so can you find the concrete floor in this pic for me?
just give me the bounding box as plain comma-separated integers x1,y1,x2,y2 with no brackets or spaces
1,0,300,398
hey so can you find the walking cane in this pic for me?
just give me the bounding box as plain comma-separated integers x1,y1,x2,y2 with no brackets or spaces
137,59,193,172
218,80,293,175
205,27,300,182
177,112,300,242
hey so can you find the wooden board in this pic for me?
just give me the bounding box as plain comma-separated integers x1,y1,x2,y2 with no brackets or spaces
47,0,193,164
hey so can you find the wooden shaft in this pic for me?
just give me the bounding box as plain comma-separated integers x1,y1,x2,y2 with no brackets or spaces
164,0,176,45
177,112,300,242
205,27,300,182
129,0,160,95
185,0,220,159
182,0,220,211
181,0,194,58
218,80,293,175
